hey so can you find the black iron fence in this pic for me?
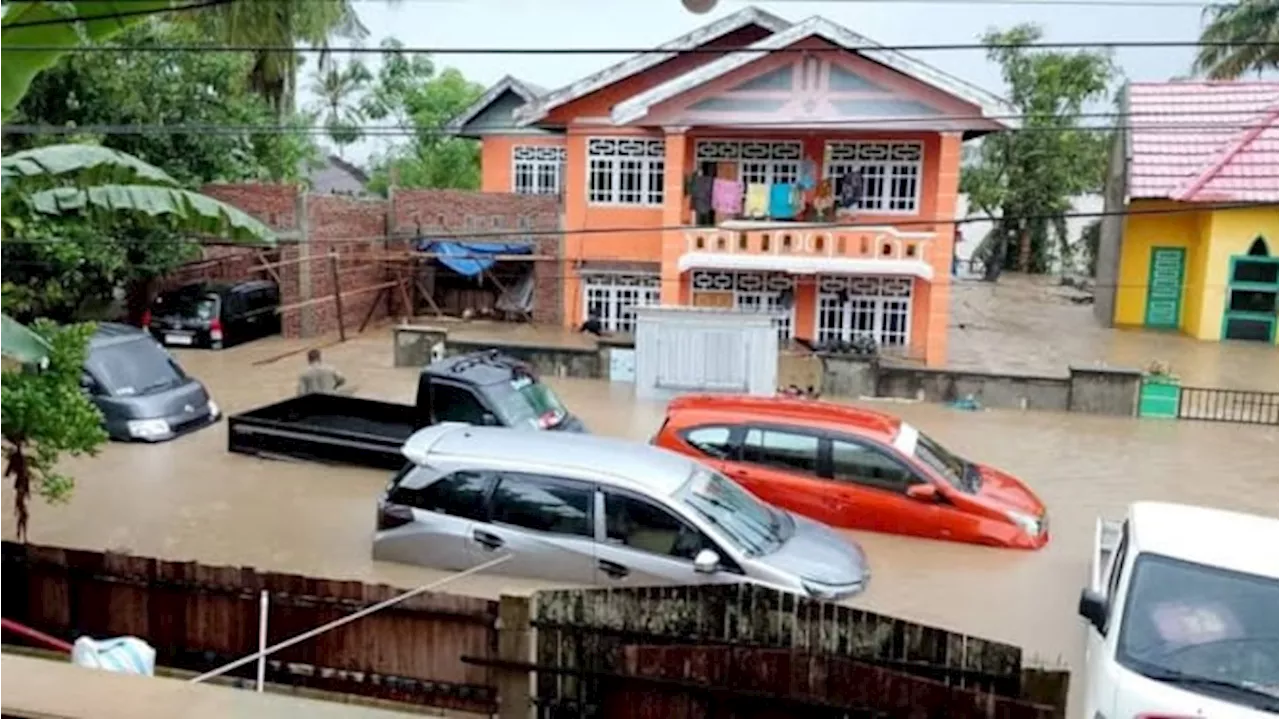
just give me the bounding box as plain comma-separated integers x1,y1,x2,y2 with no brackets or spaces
1177,386,1280,425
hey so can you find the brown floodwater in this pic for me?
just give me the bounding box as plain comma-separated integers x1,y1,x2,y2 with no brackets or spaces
3,328,1276,715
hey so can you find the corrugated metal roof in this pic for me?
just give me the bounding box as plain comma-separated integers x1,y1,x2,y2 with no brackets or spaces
1127,81,1279,203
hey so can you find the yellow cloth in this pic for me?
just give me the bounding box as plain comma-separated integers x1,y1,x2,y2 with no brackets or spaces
744,183,769,218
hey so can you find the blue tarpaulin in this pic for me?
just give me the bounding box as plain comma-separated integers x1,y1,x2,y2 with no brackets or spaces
417,239,532,277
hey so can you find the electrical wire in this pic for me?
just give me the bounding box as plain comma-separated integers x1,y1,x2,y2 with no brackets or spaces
0,0,1236,6
1,0,233,29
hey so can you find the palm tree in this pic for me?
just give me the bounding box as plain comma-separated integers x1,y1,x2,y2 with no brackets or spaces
310,59,373,156
1193,0,1280,79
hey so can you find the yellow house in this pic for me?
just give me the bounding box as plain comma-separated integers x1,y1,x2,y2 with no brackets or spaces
1095,81,1279,344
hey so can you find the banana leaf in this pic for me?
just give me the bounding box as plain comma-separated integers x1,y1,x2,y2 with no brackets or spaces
1,144,179,193
28,184,276,243
2,1,180,119
1,313,52,366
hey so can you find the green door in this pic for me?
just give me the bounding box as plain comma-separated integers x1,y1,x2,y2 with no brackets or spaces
1144,247,1185,329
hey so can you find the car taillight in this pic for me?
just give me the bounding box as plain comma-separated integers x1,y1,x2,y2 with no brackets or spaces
537,411,558,429
141,309,151,329
377,503,414,531
209,316,223,341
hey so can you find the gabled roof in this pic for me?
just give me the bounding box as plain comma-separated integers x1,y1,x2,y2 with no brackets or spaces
514,6,791,125
1125,81,1279,203
611,15,1016,127
445,75,547,134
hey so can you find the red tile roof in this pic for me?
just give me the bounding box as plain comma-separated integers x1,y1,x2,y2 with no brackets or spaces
1127,81,1278,203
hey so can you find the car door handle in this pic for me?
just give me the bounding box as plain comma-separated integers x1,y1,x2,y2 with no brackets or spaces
598,559,630,579
472,530,504,550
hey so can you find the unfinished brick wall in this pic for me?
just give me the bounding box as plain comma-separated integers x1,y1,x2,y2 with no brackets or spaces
392,190,563,325
163,186,563,337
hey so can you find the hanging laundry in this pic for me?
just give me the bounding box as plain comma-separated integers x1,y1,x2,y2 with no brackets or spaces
838,169,865,210
769,183,798,219
712,178,744,214
799,160,818,190
744,183,770,218
691,174,714,215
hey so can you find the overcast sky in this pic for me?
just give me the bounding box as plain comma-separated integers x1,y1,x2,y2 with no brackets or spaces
314,0,1213,161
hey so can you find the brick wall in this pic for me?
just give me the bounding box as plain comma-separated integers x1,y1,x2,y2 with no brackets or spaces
392,190,563,325
164,186,564,337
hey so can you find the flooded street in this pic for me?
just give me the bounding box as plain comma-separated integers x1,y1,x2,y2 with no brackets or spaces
4,328,1276,715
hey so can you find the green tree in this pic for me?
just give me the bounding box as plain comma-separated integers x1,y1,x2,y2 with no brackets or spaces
7,20,318,186
2,319,108,542
1192,0,1280,79
961,24,1114,279
364,39,485,193
309,58,374,157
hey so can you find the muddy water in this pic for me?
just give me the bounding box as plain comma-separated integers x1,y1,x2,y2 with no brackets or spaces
4,329,1276,715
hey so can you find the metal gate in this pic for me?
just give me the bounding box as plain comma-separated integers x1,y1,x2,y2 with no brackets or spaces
634,307,778,399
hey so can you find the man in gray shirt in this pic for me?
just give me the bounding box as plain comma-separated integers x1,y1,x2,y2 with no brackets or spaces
297,348,347,395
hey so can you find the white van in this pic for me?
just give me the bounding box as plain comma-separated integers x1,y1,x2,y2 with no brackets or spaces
1078,502,1278,718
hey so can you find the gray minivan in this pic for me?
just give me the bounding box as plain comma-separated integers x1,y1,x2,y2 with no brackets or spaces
83,323,220,442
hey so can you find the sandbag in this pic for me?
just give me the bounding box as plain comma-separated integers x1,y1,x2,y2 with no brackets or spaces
70,636,155,676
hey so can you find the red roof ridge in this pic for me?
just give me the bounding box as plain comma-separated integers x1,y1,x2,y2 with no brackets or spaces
1172,103,1280,203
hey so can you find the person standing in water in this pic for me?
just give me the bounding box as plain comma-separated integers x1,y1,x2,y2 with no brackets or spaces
297,348,347,395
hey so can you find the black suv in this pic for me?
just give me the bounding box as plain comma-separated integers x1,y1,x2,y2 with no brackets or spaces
146,280,280,350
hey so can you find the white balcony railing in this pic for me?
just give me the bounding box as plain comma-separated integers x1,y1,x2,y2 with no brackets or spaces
684,220,935,264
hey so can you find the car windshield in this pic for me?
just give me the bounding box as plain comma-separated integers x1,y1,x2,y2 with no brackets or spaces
675,468,790,558
896,422,971,492
1117,552,1278,712
87,339,188,396
490,376,569,429
153,290,217,320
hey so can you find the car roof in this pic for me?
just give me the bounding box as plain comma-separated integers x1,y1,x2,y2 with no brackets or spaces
1128,501,1279,579
422,350,534,388
88,322,152,349
159,280,275,297
402,424,698,496
667,394,902,441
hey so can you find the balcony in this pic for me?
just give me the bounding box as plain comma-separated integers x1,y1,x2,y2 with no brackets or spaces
679,221,938,280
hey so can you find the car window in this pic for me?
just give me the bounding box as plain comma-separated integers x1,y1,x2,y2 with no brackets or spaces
490,473,593,538
86,339,187,396
431,383,490,425
604,491,718,562
829,438,920,492
681,426,735,460
390,470,493,521
1106,520,1130,608
742,427,819,473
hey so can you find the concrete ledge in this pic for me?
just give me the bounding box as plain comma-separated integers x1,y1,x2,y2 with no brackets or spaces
393,324,634,380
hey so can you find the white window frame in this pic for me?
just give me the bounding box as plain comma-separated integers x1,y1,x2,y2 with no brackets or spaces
695,139,804,200
823,141,924,215
586,137,665,207
815,276,913,348
581,273,661,333
690,269,795,341
511,145,566,196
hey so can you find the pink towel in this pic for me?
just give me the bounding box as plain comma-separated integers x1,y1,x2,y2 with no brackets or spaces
712,179,743,214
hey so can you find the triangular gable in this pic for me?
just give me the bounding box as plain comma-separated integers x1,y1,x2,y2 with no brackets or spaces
446,75,544,137
612,15,1015,129
515,6,790,125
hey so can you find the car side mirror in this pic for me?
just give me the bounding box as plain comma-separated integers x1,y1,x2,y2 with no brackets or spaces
1078,588,1108,633
79,374,100,396
693,549,720,574
480,412,500,427
906,483,940,502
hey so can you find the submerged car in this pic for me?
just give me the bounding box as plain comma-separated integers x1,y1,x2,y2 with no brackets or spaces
1078,502,1278,718
83,323,220,442
145,280,280,350
374,424,869,600
652,394,1049,549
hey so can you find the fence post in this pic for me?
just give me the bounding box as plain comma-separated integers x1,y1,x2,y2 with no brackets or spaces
496,595,533,719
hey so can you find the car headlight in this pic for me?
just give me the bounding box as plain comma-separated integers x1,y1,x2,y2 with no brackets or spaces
126,419,170,439
207,399,220,418
1005,510,1042,536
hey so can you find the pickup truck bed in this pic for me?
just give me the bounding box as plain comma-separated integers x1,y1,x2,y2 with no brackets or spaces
227,394,420,470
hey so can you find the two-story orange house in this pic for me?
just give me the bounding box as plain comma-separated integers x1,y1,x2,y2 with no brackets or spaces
446,7,1012,366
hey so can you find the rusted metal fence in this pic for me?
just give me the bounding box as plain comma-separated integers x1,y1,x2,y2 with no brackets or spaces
1177,385,1280,425
1,542,500,714
519,585,1068,719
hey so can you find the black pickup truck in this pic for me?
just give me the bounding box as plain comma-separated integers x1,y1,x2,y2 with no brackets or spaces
227,350,587,469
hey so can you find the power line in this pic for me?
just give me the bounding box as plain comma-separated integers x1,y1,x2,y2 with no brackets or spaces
1,201,1268,246
2,39,1270,54
1,0,233,29
0,0,1234,6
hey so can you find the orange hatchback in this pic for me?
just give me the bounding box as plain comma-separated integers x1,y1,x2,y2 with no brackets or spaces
652,395,1049,550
